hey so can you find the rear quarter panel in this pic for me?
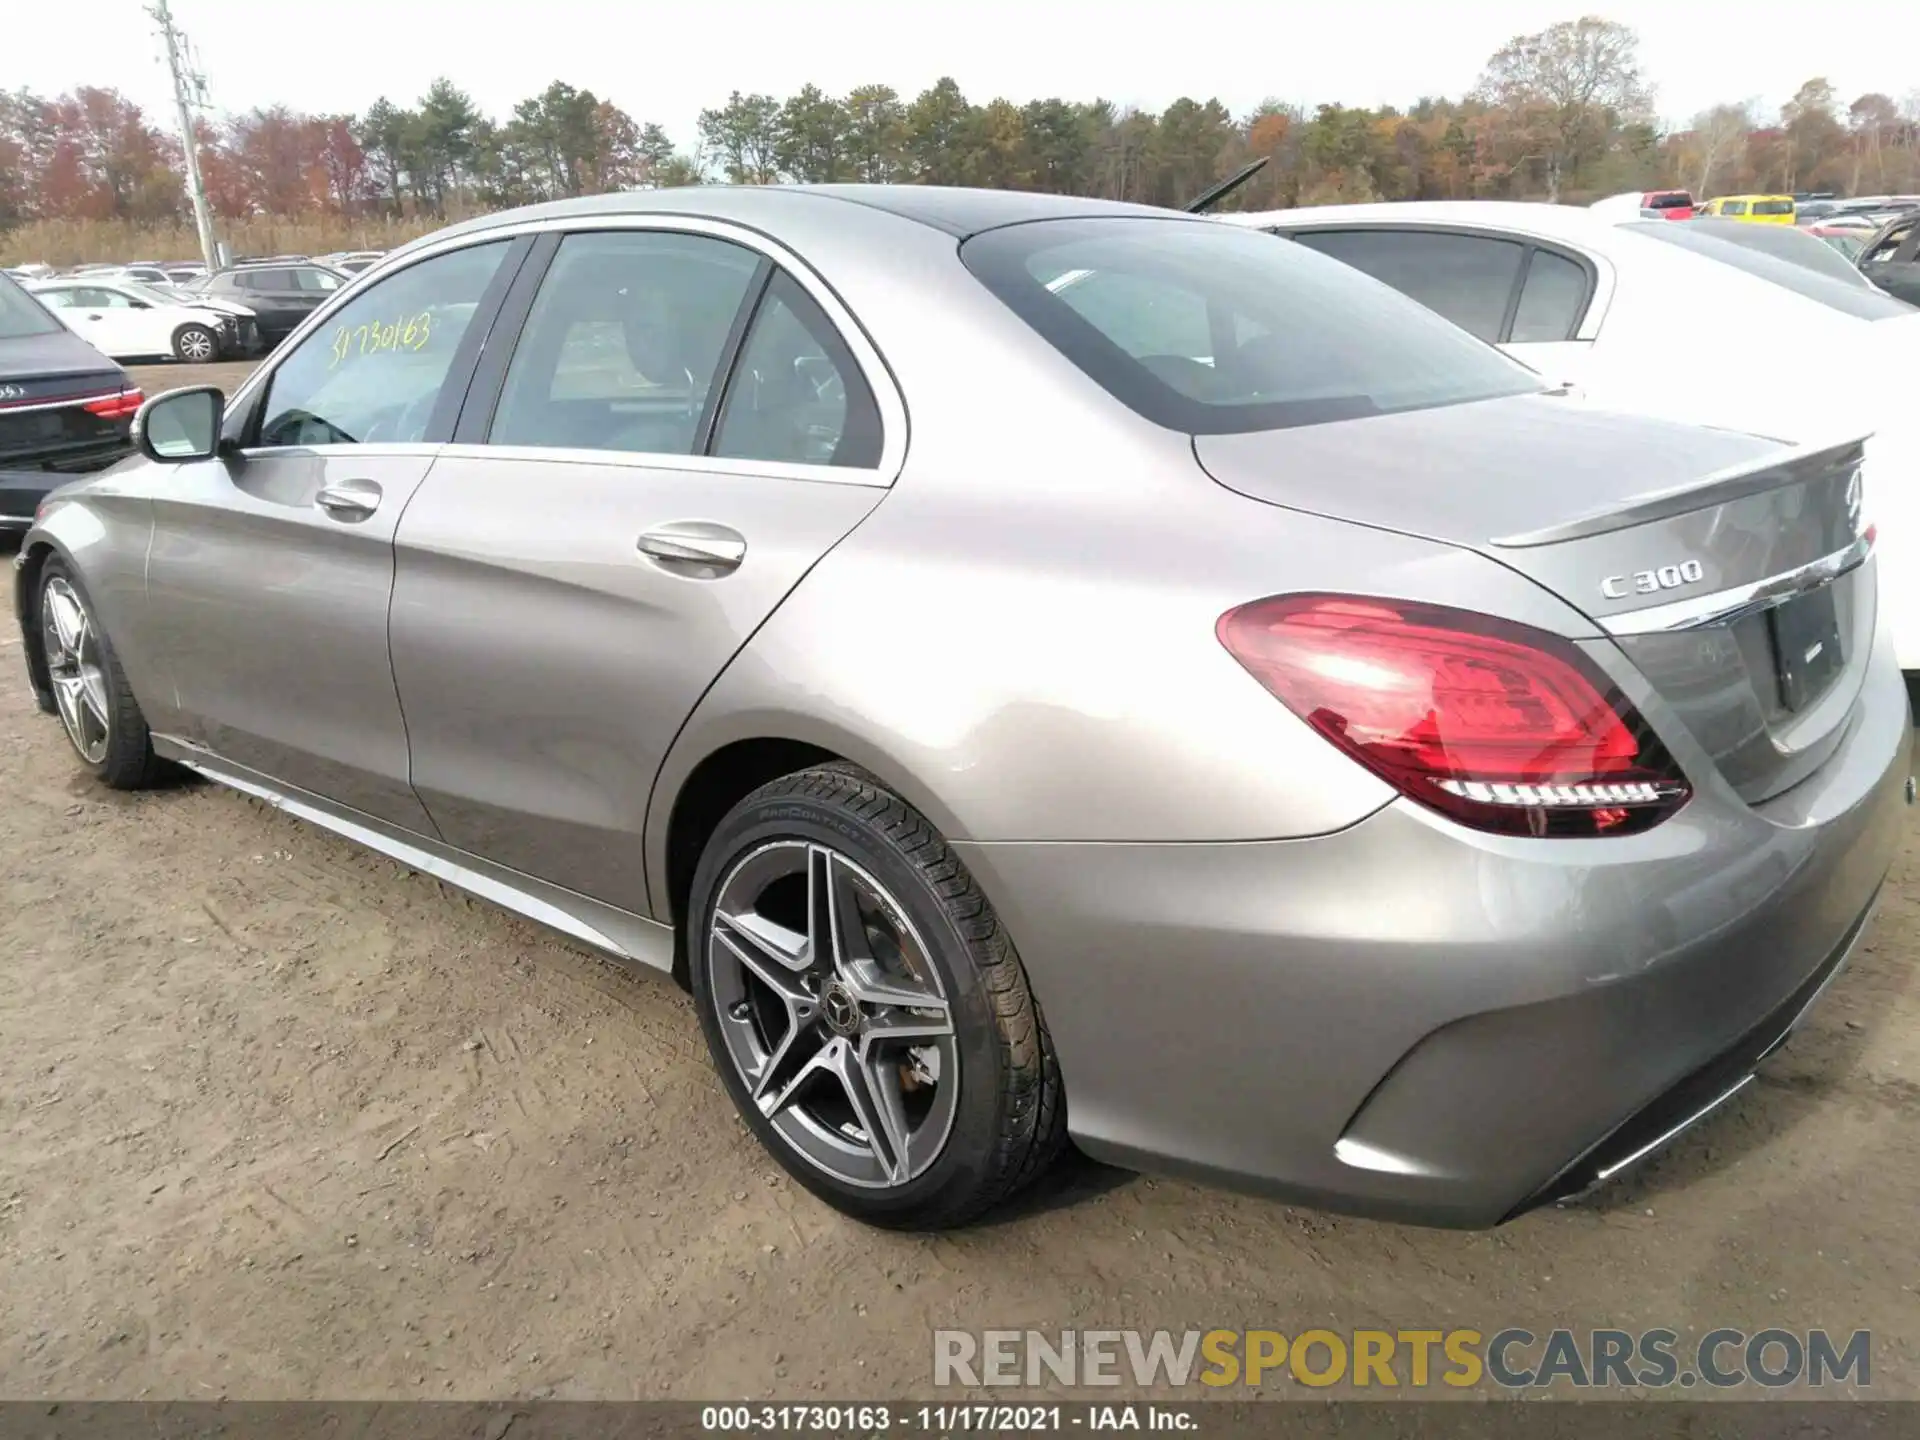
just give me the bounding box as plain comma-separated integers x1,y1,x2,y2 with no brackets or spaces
644,252,1612,903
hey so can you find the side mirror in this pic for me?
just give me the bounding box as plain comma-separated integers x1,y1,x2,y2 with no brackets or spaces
128,299,151,310
135,385,225,462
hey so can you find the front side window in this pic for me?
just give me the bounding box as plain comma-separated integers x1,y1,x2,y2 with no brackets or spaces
1753,199,1795,216
1722,202,1748,216
962,218,1540,435
490,231,760,456
256,241,509,448
1289,229,1525,343
295,268,344,292
712,271,883,468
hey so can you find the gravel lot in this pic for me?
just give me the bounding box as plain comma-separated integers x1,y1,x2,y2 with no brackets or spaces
3,357,1916,1401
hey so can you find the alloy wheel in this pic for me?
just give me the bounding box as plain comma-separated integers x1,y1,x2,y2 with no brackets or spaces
707,840,959,1189
179,328,216,362
41,577,111,765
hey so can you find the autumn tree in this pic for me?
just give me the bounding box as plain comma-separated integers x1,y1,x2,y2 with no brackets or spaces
1474,15,1651,201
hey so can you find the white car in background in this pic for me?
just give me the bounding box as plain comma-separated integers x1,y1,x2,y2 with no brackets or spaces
1220,201,1920,666
26,276,256,362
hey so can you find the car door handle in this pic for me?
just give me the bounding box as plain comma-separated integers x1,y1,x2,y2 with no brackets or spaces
637,521,747,574
315,479,383,521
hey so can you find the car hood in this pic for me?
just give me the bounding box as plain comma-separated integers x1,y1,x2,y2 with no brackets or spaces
0,326,128,392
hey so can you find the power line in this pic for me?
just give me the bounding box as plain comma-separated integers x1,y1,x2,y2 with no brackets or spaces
148,0,219,272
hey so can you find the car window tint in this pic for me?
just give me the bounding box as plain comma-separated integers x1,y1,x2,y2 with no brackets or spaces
1753,200,1794,216
1722,202,1748,216
0,275,62,336
1288,229,1525,342
962,218,1541,435
1509,249,1589,342
256,241,509,448
711,270,882,468
489,230,759,456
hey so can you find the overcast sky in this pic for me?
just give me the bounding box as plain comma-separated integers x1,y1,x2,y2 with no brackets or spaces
9,0,1917,151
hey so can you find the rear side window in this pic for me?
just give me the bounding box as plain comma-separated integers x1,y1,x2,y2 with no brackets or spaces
489,230,761,456
294,268,344,292
0,273,60,338
711,270,882,468
1510,249,1590,342
961,218,1541,435
1289,229,1525,343
1626,221,1913,320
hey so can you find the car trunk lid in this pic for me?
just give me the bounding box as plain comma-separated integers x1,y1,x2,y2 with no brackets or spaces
1194,393,1874,804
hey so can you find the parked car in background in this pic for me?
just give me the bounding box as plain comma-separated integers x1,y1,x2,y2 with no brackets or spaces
1221,200,1920,666
1592,189,1693,221
1699,195,1796,223
1810,226,1871,261
189,261,351,347
161,262,206,285
1857,210,1920,306
13,187,1906,1231
317,250,387,274
27,277,257,362
0,271,140,534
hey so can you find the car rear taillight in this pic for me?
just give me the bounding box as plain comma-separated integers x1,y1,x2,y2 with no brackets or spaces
1217,593,1691,838
82,388,144,420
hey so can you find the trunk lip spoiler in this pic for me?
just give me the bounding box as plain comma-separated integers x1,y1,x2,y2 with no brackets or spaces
1491,435,1869,549
1599,526,1875,637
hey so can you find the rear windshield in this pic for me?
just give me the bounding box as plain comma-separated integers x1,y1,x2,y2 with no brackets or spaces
1626,221,1913,320
1752,199,1795,216
1645,192,1692,210
0,272,62,340
960,217,1541,434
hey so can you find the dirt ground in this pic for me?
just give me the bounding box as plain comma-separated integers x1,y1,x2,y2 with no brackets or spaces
2,363,1917,1402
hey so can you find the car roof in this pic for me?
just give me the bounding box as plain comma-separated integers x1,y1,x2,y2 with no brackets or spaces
402,183,1182,261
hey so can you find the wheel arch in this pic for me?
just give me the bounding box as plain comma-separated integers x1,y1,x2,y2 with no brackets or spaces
649,721,973,990
14,537,71,707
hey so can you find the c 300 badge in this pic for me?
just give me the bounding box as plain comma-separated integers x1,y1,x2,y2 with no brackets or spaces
1600,560,1706,600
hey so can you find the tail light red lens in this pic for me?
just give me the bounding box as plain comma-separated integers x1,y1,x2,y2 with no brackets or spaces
1217,593,1690,838
82,388,144,420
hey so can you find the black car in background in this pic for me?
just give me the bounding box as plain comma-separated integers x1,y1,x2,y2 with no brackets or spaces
189,260,351,347
1859,211,1920,306
0,273,139,536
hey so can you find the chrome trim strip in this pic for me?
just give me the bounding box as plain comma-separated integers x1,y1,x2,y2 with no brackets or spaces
153,738,675,973
0,391,130,416
1593,1073,1755,1183
225,212,910,487
1600,528,1875,636
432,442,892,490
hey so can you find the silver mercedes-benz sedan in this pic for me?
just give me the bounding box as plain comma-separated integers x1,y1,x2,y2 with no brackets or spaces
14,186,1909,1230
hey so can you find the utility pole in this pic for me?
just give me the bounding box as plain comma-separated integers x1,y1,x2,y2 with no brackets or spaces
149,0,218,273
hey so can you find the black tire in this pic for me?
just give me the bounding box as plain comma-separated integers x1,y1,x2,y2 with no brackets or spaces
37,558,166,789
173,323,218,363
689,762,1067,1229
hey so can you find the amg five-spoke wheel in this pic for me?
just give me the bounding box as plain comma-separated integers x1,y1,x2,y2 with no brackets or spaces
690,763,1067,1228
42,576,112,764
710,840,959,1189
35,560,163,789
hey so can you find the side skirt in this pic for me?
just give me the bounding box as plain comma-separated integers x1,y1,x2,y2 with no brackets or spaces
152,735,675,973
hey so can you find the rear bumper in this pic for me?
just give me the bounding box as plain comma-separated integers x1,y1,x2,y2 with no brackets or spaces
1,448,134,523
954,648,1911,1227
